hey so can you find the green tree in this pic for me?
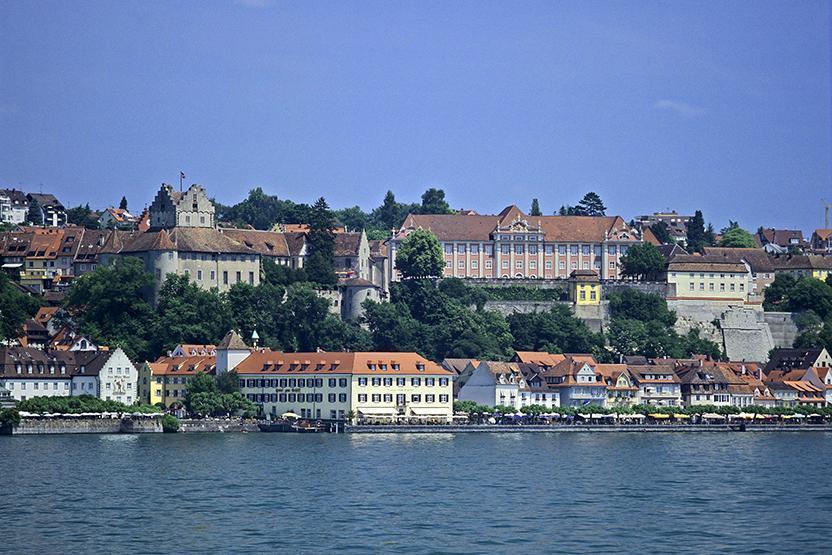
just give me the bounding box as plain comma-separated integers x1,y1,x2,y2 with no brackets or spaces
718,226,757,248
650,221,672,244
608,288,676,326
763,273,797,311
154,274,233,355
305,197,337,286
619,243,666,280
0,272,42,341
119,196,128,210
184,371,255,417
216,187,312,230
530,198,542,216
63,257,159,360
66,204,99,229
395,229,444,279
27,198,43,226
686,210,706,253
576,192,606,216
418,188,453,215
507,305,603,355
335,205,369,232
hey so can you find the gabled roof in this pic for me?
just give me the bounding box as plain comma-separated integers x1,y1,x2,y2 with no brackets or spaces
217,330,250,350
234,350,450,376
218,228,290,257
667,253,748,273
702,247,775,272
334,233,363,257
764,348,825,373
769,254,832,271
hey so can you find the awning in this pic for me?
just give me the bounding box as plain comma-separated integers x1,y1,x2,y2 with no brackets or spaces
358,408,396,416
702,413,724,419
673,414,690,419
648,413,670,419
620,413,646,419
410,408,450,416
1,263,22,268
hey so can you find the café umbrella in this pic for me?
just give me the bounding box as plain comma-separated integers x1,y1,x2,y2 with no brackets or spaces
281,412,301,419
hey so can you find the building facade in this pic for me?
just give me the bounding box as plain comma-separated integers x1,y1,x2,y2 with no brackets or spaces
391,205,640,282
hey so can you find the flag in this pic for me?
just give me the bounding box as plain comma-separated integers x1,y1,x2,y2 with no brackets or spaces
180,171,186,180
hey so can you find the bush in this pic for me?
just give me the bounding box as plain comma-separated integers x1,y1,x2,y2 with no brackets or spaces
16,395,162,415
161,414,180,433
0,408,21,427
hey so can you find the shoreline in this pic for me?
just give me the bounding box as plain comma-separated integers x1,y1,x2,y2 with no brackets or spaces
345,424,832,433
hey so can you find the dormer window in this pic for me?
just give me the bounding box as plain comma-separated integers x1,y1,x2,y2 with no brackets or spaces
379,364,387,371
15,364,21,374
392,364,400,371
416,363,425,372
368,363,377,371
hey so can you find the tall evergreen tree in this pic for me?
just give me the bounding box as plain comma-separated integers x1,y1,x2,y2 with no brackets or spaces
304,197,337,285
119,196,128,210
575,192,606,216
650,221,672,244
419,188,452,215
686,210,706,253
27,198,43,226
530,198,541,216
375,191,400,231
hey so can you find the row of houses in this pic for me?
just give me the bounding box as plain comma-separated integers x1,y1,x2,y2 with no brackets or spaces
453,348,832,410
0,189,67,227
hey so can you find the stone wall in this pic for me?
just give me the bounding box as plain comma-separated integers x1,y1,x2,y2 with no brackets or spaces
178,418,260,433
720,308,775,362
458,277,565,289
4,414,162,435
764,312,799,348
481,300,561,315
601,281,670,299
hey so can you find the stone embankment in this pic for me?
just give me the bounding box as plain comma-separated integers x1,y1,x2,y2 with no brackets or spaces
178,418,260,433
3,413,162,435
346,424,832,433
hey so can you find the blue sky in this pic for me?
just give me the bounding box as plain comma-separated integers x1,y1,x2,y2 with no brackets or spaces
1,0,830,232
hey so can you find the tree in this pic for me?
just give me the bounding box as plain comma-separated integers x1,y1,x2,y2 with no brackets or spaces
718,226,757,248
530,198,542,216
395,229,444,279
304,197,337,286
335,205,368,232
763,273,797,311
154,274,233,355
686,210,706,253
67,204,99,229
619,243,666,281
0,272,42,341
608,288,676,327
184,371,255,417
508,305,604,356
119,196,128,210
418,188,453,215
27,198,43,226
216,187,312,230
576,192,606,216
63,257,159,360
650,221,672,244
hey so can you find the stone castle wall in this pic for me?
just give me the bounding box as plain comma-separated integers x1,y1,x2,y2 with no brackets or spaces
5,415,162,435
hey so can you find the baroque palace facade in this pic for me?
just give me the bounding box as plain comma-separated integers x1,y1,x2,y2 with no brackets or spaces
390,205,641,281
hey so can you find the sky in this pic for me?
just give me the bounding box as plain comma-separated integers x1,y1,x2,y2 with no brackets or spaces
1,0,830,233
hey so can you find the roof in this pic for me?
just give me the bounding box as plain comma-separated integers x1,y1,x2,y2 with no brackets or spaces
148,355,216,376
757,228,805,247
513,351,568,367
217,330,250,350
440,358,479,375
369,240,388,259
283,232,306,256
234,351,451,376
764,348,825,373
667,253,749,273
34,307,58,326
702,247,775,272
398,207,638,243
769,254,832,271
0,189,28,204
218,228,290,257
26,193,64,209
338,277,378,288
0,347,130,378
334,233,363,257
813,229,832,241
102,227,258,255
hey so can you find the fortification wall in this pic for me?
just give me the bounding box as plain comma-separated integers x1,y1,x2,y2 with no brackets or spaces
5,415,162,435
764,312,799,348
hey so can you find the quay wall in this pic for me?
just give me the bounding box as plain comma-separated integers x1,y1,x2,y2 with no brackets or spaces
178,418,260,433
346,424,832,433
3,415,162,435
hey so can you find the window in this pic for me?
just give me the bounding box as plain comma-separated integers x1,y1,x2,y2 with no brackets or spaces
445,261,451,269
608,246,617,255
358,377,368,386
485,260,492,269
210,270,215,281
372,394,381,402
545,261,552,269
411,394,421,402
236,271,241,283
720,283,725,291
730,283,735,291
339,378,347,387
426,394,435,402
383,394,392,402
458,244,466,254
689,282,694,291
700,282,705,290
458,260,464,269
529,261,537,269
559,261,565,269
223,271,228,285
501,260,509,269
358,394,367,402
470,244,479,254
558,245,566,255
339,393,347,402
440,394,449,402
426,378,435,386
609,261,615,269
444,244,453,254
570,245,578,255
571,261,577,270
471,260,478,269
582,245,590,255
411,378,421,386
328,393,336,402
709,283,715,291
439,378,449,386
515,260,522,269
397,378,406,386
249,272,255,285
545,245,553,255
197,269,202,281
529,245,537,255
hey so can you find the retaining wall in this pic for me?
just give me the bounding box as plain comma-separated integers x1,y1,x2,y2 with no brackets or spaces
764,312,799,348
178,418,260,433
4,415,162,435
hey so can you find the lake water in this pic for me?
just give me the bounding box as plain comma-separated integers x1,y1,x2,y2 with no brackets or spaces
2,432,831,554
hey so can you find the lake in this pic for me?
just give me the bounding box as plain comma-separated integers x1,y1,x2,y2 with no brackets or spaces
2,432,831,554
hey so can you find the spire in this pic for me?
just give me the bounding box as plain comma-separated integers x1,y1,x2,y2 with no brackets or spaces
218,329,249,350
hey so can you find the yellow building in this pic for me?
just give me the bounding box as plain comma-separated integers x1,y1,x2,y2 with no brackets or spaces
234,351,454,422
666,255,750,303
139,355,216,407
568,269,601,305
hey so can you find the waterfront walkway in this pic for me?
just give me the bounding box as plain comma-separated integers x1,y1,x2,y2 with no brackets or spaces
346,424,832,433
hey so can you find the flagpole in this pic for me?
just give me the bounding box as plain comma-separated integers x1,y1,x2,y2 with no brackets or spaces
179,171,183,192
